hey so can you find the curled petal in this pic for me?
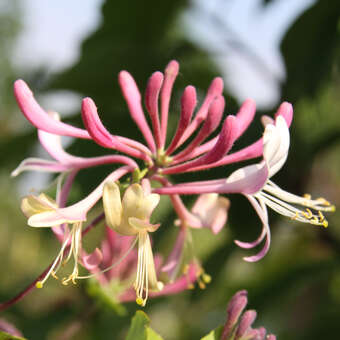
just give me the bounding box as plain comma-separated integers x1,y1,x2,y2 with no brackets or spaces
14,80,89,138
82,248,103,270
12,158,69,176
27,166,133,227
263,116,289,177
82,98,148,161
238,196,271,262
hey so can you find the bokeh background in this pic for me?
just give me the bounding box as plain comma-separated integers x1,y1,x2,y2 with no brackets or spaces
1,0,340,339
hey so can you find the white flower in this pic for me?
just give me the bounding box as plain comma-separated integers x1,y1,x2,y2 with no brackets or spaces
235,116,335,262
103,180,163,306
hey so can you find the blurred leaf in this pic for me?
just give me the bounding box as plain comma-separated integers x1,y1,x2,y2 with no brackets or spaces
200,325,223,340
126,311,164,340
86,279,127,316
146,327,163,340
0,331,27,340
281,0,340,102
126,311,149,340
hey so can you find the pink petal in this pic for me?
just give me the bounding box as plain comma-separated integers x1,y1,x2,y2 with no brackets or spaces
235,98,256,139
28,166,133,227
235,310,257,338
177,77,224,146
160,60,179,148
11,158,70,176
274,101,293,127
81,98,148,161
166,86,197,155
163,115,239,174
155,162,268,195
173,95,224,162
82,248,103,270
145,72,163,148
161,227,187,279
14,80,89,139
118,71,156,153
239,196,271,262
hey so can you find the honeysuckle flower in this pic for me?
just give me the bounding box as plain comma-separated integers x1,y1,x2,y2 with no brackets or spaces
20,166,134,287
103,179,163,306
155,115,334,261
8,59,334,312
83,227,201,304
221,290,276,340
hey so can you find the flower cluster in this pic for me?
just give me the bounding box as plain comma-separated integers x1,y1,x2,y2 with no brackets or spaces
12,60,334,306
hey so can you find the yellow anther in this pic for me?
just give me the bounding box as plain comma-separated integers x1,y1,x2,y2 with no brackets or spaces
36,281,43,289
330,205,336,212
182,265,189,275
198,281,206,289
187,283,195,290
302,209,313,219
51,271,59,280
323,220,328,228
318,211,325,222
202,273,212,284
136,297,145,306
303,193,311,200
316,197,330,206
291,212,299,220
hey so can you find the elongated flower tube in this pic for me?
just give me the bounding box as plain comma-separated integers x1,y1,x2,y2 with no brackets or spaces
233,115,335,261
20,166,133,287
103,180,163,306
12,112,138,176
156,115,335,261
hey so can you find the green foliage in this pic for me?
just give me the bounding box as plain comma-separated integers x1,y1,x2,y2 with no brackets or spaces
200,325,223,340
281,1,340,102
126,311,163,340
0,331,27,340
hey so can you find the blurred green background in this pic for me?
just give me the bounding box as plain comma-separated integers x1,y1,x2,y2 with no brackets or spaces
1,0,340,339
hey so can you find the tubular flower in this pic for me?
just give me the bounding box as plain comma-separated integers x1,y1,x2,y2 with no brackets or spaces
156,114,334,261
9,59,334,310
82,227,201,304
234,115,335,262
103,180,163,306
20,167,133,287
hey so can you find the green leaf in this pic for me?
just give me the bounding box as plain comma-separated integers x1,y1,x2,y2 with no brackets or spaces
146,327,163,340
0,331,27,340
281,0,340,102
126,311,149,340
200,325,223,340
126,311,164,340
